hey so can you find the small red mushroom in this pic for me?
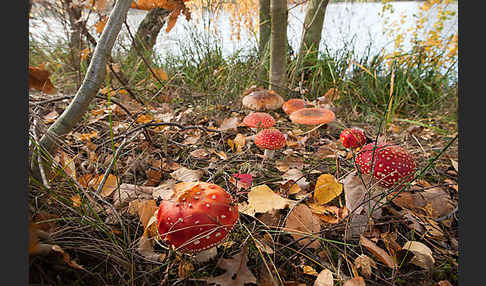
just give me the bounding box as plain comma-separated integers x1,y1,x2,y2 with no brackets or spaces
242,112,276,130
156,182,239,255
254,128,286,159
339,128,366,149
355,143,416,188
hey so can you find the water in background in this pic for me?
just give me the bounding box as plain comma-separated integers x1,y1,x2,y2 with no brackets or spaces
30,1,458,73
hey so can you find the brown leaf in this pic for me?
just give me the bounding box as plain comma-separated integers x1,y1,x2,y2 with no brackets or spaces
437,281,453,286
308,203,348,224
401,241,435,270
354,254,376,278
313,268,333,286
284,204,321,249
190,148,210,159
282,169,309,191
170,167,202,182
388,187,454,219
29,65,56,94
136,200,158,229
205,246,257,286
342,276,366,286
359,235,396,269
43,110,59,124
218,117,240,131
113,183,153,207
94,16,107,34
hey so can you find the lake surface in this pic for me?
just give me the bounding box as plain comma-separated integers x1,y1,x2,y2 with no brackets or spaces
30,1,458,72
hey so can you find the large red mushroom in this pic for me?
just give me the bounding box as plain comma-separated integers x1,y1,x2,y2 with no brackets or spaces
355,143,416,188
156,182,239,258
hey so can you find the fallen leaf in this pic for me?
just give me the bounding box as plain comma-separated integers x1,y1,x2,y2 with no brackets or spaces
170,167,203,182
359,235,396,269
152,179,177,201
450,159,458,172
137,232,166,262
313,174,343,205
154,68,169,81
313,268,333,286
282,169,309,191
284,204,321,249
302,265,319,276
233,133,246,153
51,245,85,270
113,183,153,207
71,195,82,207
136,114,153,124
190,148,210,159
218,117,239,131
401,241,435,270
388,187,454,219
231,173,253,190
342,276,365,286
29,65,56,94
238,184,293,216
78,173,118,197
137,200,158,229
205,246,257,286
178,260,195,279
437,281,453,286
307,203,348,224
43,110,59,124
94,16,107,34
354,254,376,278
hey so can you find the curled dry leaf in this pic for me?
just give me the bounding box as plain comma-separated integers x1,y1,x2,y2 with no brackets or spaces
389,187,454,219
302,265,319,276
282,168,310,191
78,173,118,197
205,246,257,286
342,276,366,286
313,174,343,205
313,268,333,286
307,203,349,224
359,235,396,269
238,184,293,217
170,167,203,182
29,65,56,94
401,241,435,270
354,254,376,278
43,110,59,124
284,204,321,249
218,117,240,131
190,148,210,159
152,179,177,201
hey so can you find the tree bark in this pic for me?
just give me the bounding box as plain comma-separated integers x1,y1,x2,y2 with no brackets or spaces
269,0,288,96
259,0,271,57
291,0,329,86
129,8,171,56
63,0,84,85
35,0,132,164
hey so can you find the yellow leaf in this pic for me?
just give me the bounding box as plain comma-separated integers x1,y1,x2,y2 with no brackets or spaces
313,174,343,205
94,16,107,34
154,68,168,81
71,195,81,207
302,265,319,276
238,184,293,217
136,114,153,124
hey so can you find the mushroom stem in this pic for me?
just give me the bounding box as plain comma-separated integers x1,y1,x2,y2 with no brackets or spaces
193,247,218,263
263,149,275,159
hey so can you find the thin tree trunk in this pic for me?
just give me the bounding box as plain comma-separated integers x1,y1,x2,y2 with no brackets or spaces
129,8,170,56
291,0,329,86
257,0,271,81
259,0,271,57
269,0,288,96
34,0,132,170
63,0,84,86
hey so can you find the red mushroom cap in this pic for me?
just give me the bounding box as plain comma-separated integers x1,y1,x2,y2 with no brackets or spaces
242,88,284,111
289,107,335,125
254,128,286,150
242,112,276,129
156,182,239,253
355,143,416,188
340,128,366,148
282,98,309,115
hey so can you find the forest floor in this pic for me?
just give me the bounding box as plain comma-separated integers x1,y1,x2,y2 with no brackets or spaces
28,81,458,286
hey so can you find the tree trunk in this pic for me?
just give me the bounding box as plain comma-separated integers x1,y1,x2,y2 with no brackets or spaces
34,0,132,171
259,0,271,57
269,0,288,96
63,0,84,86
129,8,170,56
291,0,329,86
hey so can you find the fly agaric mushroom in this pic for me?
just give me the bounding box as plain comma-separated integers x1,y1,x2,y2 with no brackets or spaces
254,128,286,159
289,107,335,126
242,88,284,111
355,143,416,188
282,98,310,115
242,112,276,131
340,128,366,149
156,182,239,259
